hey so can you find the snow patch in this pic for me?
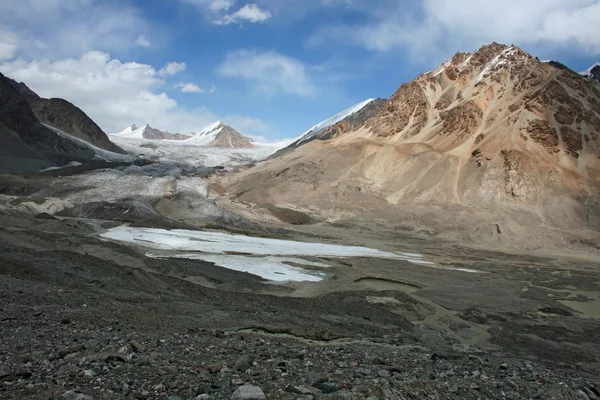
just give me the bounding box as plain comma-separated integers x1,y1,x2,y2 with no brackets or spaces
43,124,137,163
476,47,515,83
297,99,376,144
100,226,479,282
581,61,600,76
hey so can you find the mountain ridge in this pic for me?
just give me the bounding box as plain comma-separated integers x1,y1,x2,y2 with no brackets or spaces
5,78,124,154
222,42,600,246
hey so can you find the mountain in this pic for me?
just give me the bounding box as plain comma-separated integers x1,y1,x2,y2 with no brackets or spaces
5,78,124,154
0,73,95,173
270,98,385,159
223,43,600,246
184,121,253,148
581,61,600,84
206,123,253,148
112,124,192,140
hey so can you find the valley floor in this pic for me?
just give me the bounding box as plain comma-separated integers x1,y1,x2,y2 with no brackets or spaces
0,168,599,400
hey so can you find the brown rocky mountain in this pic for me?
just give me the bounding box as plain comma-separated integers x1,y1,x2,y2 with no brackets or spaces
0,73,96,173
221,43,600,248
206,123,253,148
5,78,124,154
140,125,192,140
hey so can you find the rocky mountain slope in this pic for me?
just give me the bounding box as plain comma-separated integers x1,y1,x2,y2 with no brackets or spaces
206,123,253,148
184,121,253,148
582,61,600,84
222,43,600,248
5,78,124,154
113,124,192,140
0,73,97,173
270,98,385,159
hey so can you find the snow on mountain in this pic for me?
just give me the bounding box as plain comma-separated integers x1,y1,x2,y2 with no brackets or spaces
44,124,137,163
297,99,377,144
181,121,225,146
581,61,600,83
111,124,147,139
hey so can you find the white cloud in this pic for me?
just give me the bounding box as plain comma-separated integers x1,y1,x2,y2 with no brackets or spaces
184,0,235,11
218,50,315,96
217,4,271,25
309,0,600,57
159,62,187,77
210,0,235,11
0,52,216,134
175,82,206,93
0,27,18,60
0,0,150,59
135,34,151,48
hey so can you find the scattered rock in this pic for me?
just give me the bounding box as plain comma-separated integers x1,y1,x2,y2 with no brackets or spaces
105,354,126,363
129,339,144,352
206,363,224,374
63,390,94,400
235,354,254,372
284,385,313,395
312,381,341,394
230,384,266,400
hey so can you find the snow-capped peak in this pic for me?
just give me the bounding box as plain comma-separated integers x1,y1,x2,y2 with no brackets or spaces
581,61,600,79
111,124,148,139
296,99,376,144
180,121,226,145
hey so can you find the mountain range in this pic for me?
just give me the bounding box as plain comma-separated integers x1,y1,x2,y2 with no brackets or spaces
111,121,254,149
223,43,600,243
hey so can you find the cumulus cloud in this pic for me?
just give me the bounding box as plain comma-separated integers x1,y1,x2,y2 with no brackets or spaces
218,50,315,96
175,82,207,93
0,0,150,59
0,27,18,60
216,4,272,25
308,0,600,58
159,62,187,76
0,52,216,134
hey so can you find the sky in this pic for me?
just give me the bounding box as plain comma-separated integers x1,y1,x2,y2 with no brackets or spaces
0,0,599,141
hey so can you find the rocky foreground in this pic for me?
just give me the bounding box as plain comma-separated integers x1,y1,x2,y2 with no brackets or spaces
1,203,599,400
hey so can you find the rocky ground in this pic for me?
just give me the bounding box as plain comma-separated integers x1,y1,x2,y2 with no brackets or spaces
1,171,600,400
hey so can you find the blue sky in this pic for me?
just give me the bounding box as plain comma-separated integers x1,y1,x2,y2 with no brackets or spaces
0,0,599,140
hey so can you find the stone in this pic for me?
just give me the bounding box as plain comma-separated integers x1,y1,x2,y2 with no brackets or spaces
105,354,126,363
578,390,591,400
235,354,254,372
230,384,266,400
83,370,97,377
499,363,509,370
206,363,224,374
378,370,390,378
312,382,341,394
196,395,210,400
63,391,94,400
504,379,517,389
584,388,598,400
129,339,144,352
284,385,312,395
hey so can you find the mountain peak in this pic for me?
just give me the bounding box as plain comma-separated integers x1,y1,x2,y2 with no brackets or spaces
581,61,600,83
